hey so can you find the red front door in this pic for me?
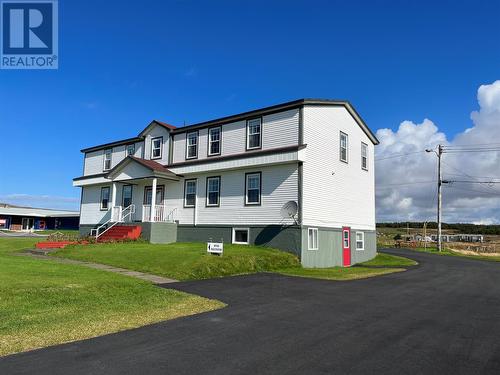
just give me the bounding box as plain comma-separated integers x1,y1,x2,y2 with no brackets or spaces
342,227,351,267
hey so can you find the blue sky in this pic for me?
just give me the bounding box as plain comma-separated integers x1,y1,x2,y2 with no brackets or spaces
1,0,499,211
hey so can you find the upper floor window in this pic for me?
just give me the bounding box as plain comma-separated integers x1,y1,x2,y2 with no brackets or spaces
184,179,197,207
340,132,348,163
246,118,262,150
361,142,368,170
151,137,162,159
245,172,261,205
126,143,135,157
100,186,110,210
103,149,112,171
206,176,220,207
186,131,198,159
208,127,221,156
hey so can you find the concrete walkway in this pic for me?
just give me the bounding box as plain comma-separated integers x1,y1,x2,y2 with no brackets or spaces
18,251,178,284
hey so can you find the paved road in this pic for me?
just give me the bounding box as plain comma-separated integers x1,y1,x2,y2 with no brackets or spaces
2,248,500,374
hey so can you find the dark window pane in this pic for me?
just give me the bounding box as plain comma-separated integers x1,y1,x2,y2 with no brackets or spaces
208,192,219,205
235,230,248,243
247,189,259,203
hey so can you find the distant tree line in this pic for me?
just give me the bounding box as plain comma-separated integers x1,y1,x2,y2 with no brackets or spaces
377,222,500,235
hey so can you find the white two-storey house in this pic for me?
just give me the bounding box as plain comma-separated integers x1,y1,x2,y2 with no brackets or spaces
74,99,378,267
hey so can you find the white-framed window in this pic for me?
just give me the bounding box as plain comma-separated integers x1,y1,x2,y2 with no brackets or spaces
100,186,110,210
208,127,221,156
126,143,135,156
232,228,249,245
340,132,348,163
245,172,261,205
184,179,197,207
356,232,365,250
103,149,112,171
186,131,198,159
206,176,221,207
361,142,368,170
246,118,262,150
308,228,318,250
151,137,162,159
122,185,133,207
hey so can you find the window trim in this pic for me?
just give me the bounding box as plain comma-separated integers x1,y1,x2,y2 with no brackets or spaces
361,142,368,171
122,185,133,207
232,228,250,245
100,186,111,211
244,171,262,206
185,131,199,160
126,143,135,157
103,148,112,171
151,136,163,160
356,231,365,251
246,117,262,151
340,131,348,163
205,176,221,207
308,228,319,250
183,179,197,208
207,126,222,157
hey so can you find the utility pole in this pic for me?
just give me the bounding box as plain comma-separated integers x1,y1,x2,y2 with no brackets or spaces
426,145,444,252
437,144,443,252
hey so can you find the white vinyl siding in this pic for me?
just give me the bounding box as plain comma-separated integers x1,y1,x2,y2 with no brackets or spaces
302,105,375,230
308,228,318,250
161,164,298,226
171,109,299,163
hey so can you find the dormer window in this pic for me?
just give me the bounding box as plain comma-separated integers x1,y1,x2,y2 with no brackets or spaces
186,131,198,159
126,143,135,156
151,137,162,160
246,118,262,150
103,149,112,171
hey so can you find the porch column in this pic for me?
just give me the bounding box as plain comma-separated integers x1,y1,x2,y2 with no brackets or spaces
111,182,117,208
111,182,118,222
150,177,157,222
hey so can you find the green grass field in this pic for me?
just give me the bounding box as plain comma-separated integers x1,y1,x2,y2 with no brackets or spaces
360,252,418,267
0,238,224,357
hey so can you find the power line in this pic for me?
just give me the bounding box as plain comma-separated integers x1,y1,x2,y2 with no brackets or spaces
375,150,427,162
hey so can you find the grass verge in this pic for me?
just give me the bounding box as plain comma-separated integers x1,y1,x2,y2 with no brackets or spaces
360,252,418,267
0,238,224,357
277,266,405,280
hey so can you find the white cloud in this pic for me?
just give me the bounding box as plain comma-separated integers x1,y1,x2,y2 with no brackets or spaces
0,194,79,211
376,80,500,224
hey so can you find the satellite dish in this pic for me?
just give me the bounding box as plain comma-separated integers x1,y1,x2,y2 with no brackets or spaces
280,201,298,222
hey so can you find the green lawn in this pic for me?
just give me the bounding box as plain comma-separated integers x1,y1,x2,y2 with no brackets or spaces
0,238,224,357
53,243,414,282
360,252,418,267
52,242,301,281
408,245,500,263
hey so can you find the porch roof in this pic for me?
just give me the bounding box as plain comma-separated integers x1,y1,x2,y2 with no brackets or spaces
107,156,181,182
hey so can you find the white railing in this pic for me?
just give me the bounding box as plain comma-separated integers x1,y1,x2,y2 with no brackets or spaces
90,204,135,240
142,204,175,222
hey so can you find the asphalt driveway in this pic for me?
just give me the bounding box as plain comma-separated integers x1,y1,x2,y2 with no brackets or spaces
2,248,500,374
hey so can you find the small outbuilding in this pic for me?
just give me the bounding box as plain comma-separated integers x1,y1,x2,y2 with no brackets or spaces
0,203,80,231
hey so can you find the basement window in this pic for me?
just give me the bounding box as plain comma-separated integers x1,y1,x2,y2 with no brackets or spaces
308,228,318,250
233,228,249,245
